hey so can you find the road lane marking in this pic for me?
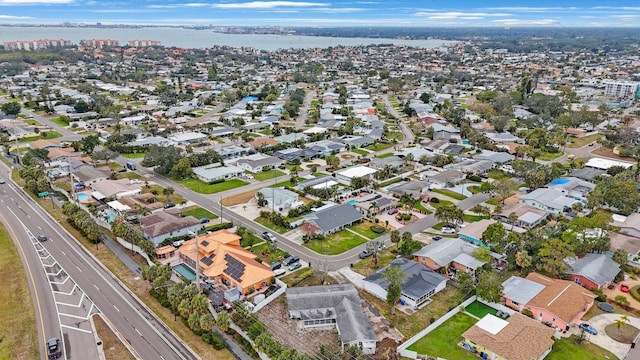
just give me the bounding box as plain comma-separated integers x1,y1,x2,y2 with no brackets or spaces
76,265,82,272
93,284,99,291
60,250,66,256
113,305,120,312
135,328,142,336
60,324,92,334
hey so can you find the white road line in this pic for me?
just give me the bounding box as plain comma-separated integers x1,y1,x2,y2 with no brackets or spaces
135,328,142,336
60,324,92,334
50,277,71,286
76,265,82,272
59,312,92,321
93,284,99,291
60,250,66,256
113,305,120,312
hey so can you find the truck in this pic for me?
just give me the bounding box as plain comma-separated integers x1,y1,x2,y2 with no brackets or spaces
125,161,137,170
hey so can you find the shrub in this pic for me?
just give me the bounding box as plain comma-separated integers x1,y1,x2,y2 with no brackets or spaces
211,333,226,350
522,309,534,318
370,225,386,233
630,285,640,303
430,197,440,203
467,174,482,182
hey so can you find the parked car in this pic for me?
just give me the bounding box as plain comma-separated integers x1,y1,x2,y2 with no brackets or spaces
387,208,398,215
432,236,443,241
245,174,254,180
579,323,598,335
288,262,302,271
278,164,286,170
200,218,210,224
269,262,282,271
359,250,372,259
283,256,300,266
274,268,286,276
496,310,509,318
621,283,630,293
0,178,5,184
441,227,456,234
37,235,48,242
47,338,62,359
262,232,277,243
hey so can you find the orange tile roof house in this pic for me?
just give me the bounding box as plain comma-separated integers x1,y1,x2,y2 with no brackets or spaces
462,313,555,360
177,230,274,295
502,272,596,332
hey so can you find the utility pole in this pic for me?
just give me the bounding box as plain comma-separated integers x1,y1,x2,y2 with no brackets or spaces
191,230,200,290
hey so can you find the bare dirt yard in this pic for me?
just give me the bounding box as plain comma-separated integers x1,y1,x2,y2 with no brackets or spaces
256,297,340,355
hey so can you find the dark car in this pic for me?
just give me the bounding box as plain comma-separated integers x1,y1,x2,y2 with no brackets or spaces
37,235,48,242
432,236,443,241
359,250,373,259
269,262,282,271
164,201,176,209
387,208,398,215
579,323,598,335
200,218,210,224
118,167,127,173
283,256,300,266
47,338,62,359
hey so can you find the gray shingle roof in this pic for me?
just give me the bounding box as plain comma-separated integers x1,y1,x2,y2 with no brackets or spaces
413,238,483,268
305,203,363,233
286,284,376,344
364,258,447,300
566,253,621,286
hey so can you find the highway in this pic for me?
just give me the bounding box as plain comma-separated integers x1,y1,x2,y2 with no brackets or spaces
0,167,199,359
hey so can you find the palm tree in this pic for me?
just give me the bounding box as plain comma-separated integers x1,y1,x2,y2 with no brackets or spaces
614,315,630,336
508,212,518,231
368,201,379,218
390,230,401,251
162,186,175,203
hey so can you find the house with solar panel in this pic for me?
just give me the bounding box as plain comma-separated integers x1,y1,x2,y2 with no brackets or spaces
177,229,274,295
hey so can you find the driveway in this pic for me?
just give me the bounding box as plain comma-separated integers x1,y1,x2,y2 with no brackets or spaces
583,313,638,359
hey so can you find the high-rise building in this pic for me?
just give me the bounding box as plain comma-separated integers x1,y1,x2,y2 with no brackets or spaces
604,80,639,100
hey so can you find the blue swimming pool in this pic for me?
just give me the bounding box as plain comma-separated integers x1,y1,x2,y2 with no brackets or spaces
348,199,356,205
173,264,196,281
77,193,90,201
549,178,570,185
107,213,116,222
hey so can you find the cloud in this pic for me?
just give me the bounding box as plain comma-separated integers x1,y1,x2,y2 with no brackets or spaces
492,18,559,26
212,1,328,9
414,11,511,20
0,0,73,3
609,14,640,20
484,7,578,12
0,14,31,18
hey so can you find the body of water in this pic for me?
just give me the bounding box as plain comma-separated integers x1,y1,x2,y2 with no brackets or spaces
0,26,453,50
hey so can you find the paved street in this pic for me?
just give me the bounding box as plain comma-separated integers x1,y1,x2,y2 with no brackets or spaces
381,94,415,146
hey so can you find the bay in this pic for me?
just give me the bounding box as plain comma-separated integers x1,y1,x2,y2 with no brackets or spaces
0,26,451,50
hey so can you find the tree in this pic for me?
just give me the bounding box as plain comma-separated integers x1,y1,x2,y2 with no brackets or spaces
476,271,503,303
162,186,175,203
215,310,230,332
515,250,532,269
325,155,339,170
366,239,384,269
615,295,630,307
537,238,575,276
381,265,406,315
390,230,401,251
256,192,268,207
457,272,475,297
508,212,518,231
482,222,507,253
170,158,193,179
494,179,518,204
472,246,492,262
80,134,100,154
613,249,629,266
401,231,412,244
435,204,464,227
1,101,21,115
74,100,89,113
614,315,630,336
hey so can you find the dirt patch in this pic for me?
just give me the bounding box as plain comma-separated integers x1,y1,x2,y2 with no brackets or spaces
592,147,636,162
93,315,135,360
221,190,257,206
256,297,340,356
604,323,640,343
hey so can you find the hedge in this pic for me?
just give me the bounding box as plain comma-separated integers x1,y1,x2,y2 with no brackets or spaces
370,225,386,233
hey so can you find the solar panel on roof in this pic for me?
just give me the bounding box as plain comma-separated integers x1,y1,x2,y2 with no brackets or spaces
200,240,209,247
201,255,213,266
223,254,246,282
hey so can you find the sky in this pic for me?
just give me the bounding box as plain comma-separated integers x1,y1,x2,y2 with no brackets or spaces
1,0,640,27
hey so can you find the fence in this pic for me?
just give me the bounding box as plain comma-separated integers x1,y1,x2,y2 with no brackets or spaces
115,236,153,266
397,295,477,359
251,279,287,313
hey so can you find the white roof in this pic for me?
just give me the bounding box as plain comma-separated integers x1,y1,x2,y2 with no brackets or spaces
303,127,328,134
475,314,509,335
585,157,632,170
312,180,339,189
337,166,377,179
107,200,131,212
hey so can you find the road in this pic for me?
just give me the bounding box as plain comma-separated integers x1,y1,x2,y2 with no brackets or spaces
1,168,199,359
295,90,316,129
22,109,82,141
381,94,415,146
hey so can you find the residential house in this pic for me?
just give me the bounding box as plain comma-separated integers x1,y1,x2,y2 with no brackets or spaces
546,177,595,202
29,139,62,150
304,203,363,235
71,161,111,185
257,187,300,211
423,169,465,188
208,126,237,138
274,147,323,163
462,313,554,360
369,155,404,170
474,150,515,165
502,272,596,331
192,164,243,183
352,193,398,217
274,132,308,144
565,253,621,290
413,238,506,278
168,131,208,145
218,145,253,159
422,139,450,155
485,132,524,144
177,229,274,295
364,258,447,309
140,211,202,246
458,219,498,246
90,179,143,199
287,284,377,355
611,213,640,238
335,166,377,186
519,187,580,214
340,135,374,148
495,203,549,229
387,180,430,199
430,123,461,141
234,154,283,173
248,137,278,149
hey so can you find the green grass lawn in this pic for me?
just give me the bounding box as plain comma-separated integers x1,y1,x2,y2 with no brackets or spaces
178,178,248,194
379,177,403,187
249,243,290,264
386,131,404,142
365,142,395,151
254,216,290,234
428,199,454,209
181,206,219,220
539,151,564,161
19,131,63,142
432,188,468,200
352,148,369,156
114,172,144,180
413,200,432,214
485,198,501,206
305,230,367,255
352,247,397,276
376,152,395,159
407,313,477,360
350,221,386,239
269,178,302,188
51,117,69,127
566,134,602,148
546,336,619,360
487,169,511,180
122,152,146,159
252,169,285,181
465,301,498,319
313,172,328,177
463,214,490,222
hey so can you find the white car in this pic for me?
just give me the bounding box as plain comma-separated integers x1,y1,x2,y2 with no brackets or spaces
441,227,456,234
274,268,286,276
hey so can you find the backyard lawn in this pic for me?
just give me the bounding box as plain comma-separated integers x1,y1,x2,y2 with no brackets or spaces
122,152,146,159
178,178,248,194
376,152,395,159
365,142,395,151
51,116,69,127
406,313,477,360
487,169,511,180
305,230,367,255
432,188,467,200
566,134,602,148
352,148,369,156
350,221,386,239
181,206,219,220
546,336,618,360
465,301,498,319
252,169,285,181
